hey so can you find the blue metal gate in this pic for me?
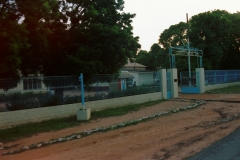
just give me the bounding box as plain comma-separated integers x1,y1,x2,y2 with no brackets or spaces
180,71,200,94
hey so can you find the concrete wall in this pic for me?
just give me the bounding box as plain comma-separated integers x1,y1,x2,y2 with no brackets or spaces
138,72,154,85
205,81,240,91
0,92,163,129
196,68,205,93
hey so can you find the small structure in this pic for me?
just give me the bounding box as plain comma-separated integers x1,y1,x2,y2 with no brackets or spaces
121,61,155,87
109,61,156,92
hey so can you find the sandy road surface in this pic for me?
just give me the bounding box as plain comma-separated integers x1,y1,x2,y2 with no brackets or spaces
1,94,240,160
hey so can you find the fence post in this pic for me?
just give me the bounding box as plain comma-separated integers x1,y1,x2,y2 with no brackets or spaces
214,71,217,84
235,71,237,82
79,73,85,109
180,72,182,88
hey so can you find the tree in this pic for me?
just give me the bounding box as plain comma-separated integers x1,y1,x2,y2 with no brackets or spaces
0,0,140,86
42,0,141,82
158,22,191,72
0,0,66,77
159,22,188,49
16,0,66,76
0,0,29,78
158,10,240,71
189,10,232,69
220,12,240,69
136,43,168,70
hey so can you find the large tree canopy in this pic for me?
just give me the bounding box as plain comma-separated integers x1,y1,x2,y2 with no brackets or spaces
0,0,66,78
0,0,27,78
219,12,240,69
159,22,188,49
189,10,232,69
158,10,240,71
0,0,140,81
158,22,190,71
58,0,141,77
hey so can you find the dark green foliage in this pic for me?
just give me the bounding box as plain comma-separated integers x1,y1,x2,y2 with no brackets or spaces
136,44,169,70
0,78,20,91
159,22,188,49
2,83,160,111
189,10,232,70
0,0,63,78
158,10,240,71
55,0,140,81
64,95,81,104
41,95,61,107
0,0,140,85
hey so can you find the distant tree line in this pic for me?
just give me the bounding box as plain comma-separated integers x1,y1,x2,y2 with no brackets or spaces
136,10,240,72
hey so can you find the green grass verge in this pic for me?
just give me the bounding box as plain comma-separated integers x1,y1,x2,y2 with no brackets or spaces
0,99,165,143
206,85,240,94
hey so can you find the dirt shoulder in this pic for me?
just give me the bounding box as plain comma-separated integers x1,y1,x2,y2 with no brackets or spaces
1,94,240,160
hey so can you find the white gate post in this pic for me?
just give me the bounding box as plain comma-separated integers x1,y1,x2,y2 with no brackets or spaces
158,68,167,99
196,68,205,93
167,68,178,98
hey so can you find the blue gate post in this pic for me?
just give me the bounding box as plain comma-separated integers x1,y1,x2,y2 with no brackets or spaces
79,73,85,109
180,72,182,88
235,71,237,82
77,73,91,121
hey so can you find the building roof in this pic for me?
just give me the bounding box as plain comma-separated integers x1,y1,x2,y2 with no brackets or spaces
122,60,146,70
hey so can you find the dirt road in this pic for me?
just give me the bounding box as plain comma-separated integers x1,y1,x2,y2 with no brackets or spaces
1,94,240,160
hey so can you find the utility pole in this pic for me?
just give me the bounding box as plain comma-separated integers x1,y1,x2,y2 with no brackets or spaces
186,13,191,86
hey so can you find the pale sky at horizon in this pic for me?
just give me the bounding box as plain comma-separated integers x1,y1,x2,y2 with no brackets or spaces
123,0,240,51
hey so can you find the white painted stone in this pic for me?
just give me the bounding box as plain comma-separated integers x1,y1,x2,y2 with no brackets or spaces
0,142,3,150
22,146,29,150
2,151,8,155
36,143,42,148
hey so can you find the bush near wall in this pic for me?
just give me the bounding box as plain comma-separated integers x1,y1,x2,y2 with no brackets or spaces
2,84,160,111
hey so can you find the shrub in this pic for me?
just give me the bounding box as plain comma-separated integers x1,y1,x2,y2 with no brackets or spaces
64,95,81,104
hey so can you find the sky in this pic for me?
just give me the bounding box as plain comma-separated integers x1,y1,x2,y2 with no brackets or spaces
123,0,240,51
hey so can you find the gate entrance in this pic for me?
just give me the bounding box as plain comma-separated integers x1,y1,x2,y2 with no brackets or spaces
169,45,204,94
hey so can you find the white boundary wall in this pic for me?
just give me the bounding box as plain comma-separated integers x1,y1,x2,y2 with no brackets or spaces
0,92,162,129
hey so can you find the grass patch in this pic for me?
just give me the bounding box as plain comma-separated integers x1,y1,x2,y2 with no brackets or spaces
0,100,165,143
91,100,164,118
206,85,240,94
